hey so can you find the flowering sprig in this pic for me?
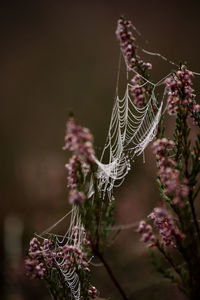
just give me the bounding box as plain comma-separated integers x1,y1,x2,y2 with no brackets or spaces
25,237,46,279
63,117,119,249
165,65,200,127
64,117,127,299
153,138,189,207
64,117,96,205
149,207,185,248
138,207,186,287
138,208,185,250
165,66,195,115
116,17,152,107
63,117,95,162
26,114,127,299
116,17,152,72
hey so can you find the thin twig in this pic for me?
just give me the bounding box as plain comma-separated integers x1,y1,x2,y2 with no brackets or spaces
95,250,129,300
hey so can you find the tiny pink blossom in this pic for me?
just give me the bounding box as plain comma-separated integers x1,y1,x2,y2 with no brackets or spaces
137,220,156,248
69,189,86,205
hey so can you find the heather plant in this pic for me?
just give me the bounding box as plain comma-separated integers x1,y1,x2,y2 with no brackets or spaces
25,16,200,300
138,67,200,299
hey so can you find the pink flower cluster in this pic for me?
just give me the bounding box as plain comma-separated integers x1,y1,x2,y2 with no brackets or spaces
25,258,45,280
68,189,86,205
153,138,189,207
25,236,94,282
25,237,46,279
65,155,81,189
130,75,146,107
25,237,63,279
64,118,96,204
42,238,57,266
116,18,152,107
116,18,152,71
62,244,90,272
137,220,156,248
193,104,200,112
149,207,185,248
88,286,98,298
64,118,95,162
165,65,196,115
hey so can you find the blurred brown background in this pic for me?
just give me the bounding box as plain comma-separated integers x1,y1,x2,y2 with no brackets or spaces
1,0,200,299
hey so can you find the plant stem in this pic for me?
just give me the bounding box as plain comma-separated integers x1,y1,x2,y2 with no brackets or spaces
182,115,200,241
156,243,183,281
95,250,128,300
189,196,200,242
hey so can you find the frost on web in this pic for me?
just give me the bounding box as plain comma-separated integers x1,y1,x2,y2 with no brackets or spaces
52,207,83,300
38,206,86,300
95,83,163,198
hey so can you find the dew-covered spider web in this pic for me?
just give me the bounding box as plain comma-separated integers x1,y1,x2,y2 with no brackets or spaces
36,22,200,300
38,206,85,300
95,72,164,199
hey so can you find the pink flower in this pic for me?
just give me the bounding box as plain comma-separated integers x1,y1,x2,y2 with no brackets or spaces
88,286,98,298
129,75,146,107
192,104,200,112
116,18,152,107
64,118,95,162
65,155,87,189
152,139,189,207
116,17,151,71
165,66,196,115
25,258,45,279
153,138,174,156
137,220,156,248
69,189,86,205
25,237,46,279
149,207,185,248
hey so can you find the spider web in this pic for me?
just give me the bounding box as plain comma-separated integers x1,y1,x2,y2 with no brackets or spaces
38,206,85,300
94,56,167,199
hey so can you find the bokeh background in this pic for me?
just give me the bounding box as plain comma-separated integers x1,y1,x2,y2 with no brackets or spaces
1,1,200,299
